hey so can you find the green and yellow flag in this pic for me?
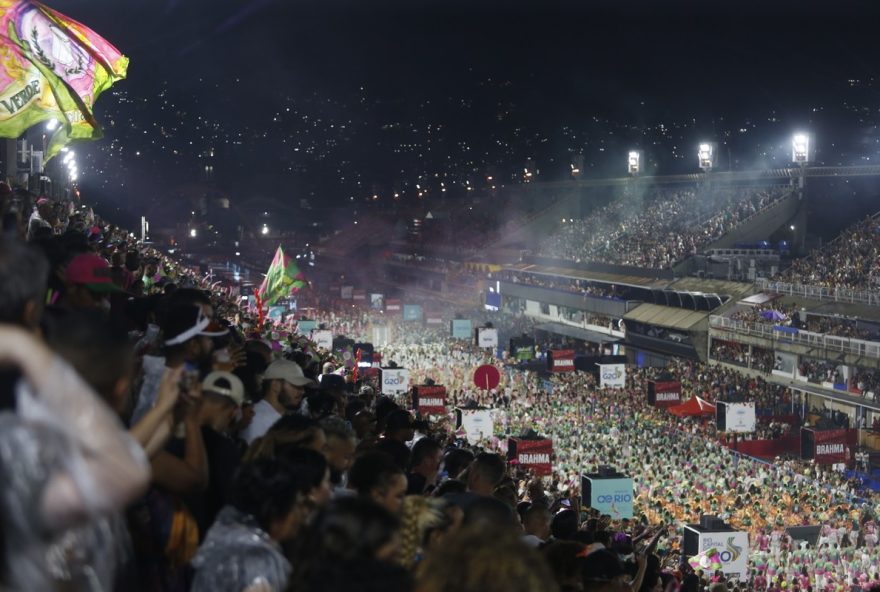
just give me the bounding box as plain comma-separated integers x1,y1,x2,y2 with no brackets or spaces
0,1,128,158
258,246,307,306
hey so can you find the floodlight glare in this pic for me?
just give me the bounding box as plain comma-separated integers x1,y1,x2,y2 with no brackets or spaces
792,133,810,164
698,142,715,171
627,150,641,175
189,228,197,238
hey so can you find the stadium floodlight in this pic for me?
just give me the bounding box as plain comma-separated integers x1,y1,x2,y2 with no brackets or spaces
698,142,715,172
189,228,197,238
45,118,59,131
627,150,641,175
792,133,811,165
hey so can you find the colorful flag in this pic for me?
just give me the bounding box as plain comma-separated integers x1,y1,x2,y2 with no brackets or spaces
257,246,307,307
0,1,128,157
688,547,723,572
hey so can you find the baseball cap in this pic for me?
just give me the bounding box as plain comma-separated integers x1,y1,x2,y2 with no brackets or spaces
65,253,122,293
202,371,245,406
263,359,316,387
164,305,228,346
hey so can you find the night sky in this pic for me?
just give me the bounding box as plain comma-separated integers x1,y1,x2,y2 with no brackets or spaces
46,0,880,220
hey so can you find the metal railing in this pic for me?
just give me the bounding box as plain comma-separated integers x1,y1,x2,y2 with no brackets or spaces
709,315,880,360
755,278,880,307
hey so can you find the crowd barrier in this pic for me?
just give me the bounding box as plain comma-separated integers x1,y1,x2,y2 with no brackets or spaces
723,434,800,460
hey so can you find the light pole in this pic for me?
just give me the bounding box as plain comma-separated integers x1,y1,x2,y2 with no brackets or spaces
698,143,715,173
792,132,811,199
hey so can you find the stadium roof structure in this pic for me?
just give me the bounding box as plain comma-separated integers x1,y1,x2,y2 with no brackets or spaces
533,322,620,344
502,262,670,289
623,303,708,331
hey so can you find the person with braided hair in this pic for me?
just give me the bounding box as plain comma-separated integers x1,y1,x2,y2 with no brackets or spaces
396,496,449,570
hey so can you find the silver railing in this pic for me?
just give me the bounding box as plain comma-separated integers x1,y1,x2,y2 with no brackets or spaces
755,278,880,307
709,315,880,359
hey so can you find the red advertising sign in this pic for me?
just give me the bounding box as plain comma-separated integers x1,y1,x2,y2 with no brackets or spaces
473,364,501,391
651,380,682,408
415,385,447,415
509,437,553,476
385,299,402,312
813,429,848,464
549,350,575,373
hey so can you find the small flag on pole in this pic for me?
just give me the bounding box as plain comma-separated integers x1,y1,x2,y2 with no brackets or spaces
257,245,307,307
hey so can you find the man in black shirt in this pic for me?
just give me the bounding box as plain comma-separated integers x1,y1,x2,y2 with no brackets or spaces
189,371,246,536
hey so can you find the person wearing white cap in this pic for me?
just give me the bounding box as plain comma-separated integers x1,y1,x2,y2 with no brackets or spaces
241,360,316,445
199,371,246,432
193,371,247,534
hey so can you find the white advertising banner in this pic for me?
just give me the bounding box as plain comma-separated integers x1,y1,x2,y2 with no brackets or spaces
311,330,333,351
725,402,756,433
599,363,626,388
380,368,410,396
477,328,499,349
459,409,494,445
698,531,749,582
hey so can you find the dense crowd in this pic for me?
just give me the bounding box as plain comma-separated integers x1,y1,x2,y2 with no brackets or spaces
728,302,880,343
778,215,880,290
537,186,789,269
5,184,880,592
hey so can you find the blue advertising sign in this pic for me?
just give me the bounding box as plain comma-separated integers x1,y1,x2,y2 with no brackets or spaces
402,304,423,322
451,319,472,339
297,320,317,335
588,477,634,519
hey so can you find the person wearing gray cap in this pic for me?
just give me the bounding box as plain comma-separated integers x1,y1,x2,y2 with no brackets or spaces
241,360,316,445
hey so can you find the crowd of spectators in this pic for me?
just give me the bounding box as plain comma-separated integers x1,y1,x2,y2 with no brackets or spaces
728,302,880,343
798,358,842,385
778,215,880,290
806,316,880,342
537,186,789,269
710,339,751,369
5,184,880,592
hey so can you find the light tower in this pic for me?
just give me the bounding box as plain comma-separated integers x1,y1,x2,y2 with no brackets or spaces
792,132,811,199
627,150,642,176
698,143,716,172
